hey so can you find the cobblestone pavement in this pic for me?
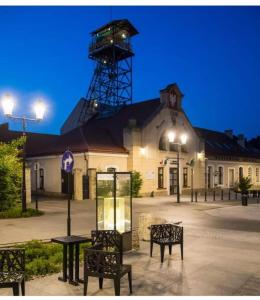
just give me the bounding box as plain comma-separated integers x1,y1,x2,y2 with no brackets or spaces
1,196,260,295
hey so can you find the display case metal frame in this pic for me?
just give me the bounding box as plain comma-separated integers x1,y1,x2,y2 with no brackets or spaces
96,172,132,251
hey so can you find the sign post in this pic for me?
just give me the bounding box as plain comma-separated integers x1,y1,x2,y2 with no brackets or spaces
62,150,74,236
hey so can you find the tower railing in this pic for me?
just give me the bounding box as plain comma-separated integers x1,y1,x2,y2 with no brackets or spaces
89,38,132,55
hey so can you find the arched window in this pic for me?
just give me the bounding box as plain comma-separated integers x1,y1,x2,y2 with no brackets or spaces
239,167,243,182
218,166,223,185
159,134,167,151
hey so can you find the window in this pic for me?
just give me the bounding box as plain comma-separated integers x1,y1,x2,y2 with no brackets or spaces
239,167,243,182
169,143,178,152
158,167,164,189
208,166,212,188
248,167,252,181
159,135,167,151
218,166,223,185
183,167,188,188
255,167,259,182
107,167,116,172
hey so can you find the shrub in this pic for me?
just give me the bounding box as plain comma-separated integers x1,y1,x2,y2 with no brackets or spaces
0,137,25,211
15,240,91,280
234,176,253,194
0,207,44,219
132,171,143,197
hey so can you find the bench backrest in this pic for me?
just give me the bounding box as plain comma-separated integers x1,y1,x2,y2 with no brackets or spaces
150,224,183,242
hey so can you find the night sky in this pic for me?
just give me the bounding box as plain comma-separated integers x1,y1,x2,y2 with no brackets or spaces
0,6,260,138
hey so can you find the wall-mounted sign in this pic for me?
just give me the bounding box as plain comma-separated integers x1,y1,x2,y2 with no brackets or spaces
145,171,155,180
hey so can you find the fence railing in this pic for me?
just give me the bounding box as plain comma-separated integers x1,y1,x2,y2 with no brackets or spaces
191,189,260,203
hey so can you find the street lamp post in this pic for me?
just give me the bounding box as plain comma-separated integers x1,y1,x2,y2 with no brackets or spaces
168,131,188,203
1,94,46,212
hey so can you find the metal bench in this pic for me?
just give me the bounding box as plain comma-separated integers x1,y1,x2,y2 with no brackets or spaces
83,248,132,296
0,248,25,296
150,223,183,263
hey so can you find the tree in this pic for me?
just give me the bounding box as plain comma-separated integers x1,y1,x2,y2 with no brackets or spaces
235,176,252,195
131,171,143,197
0,137,25,211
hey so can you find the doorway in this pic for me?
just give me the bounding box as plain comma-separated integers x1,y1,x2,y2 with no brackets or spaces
61,169,74,195
169,167,178,195
39,168,44,190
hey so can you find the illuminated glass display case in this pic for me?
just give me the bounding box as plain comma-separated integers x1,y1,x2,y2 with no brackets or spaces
96,172,132,250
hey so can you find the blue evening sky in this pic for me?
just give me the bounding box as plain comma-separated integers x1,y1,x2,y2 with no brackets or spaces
0,6,259,138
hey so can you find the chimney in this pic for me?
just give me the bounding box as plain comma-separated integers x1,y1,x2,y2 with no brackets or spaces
237,134,245,148
224,129,233,139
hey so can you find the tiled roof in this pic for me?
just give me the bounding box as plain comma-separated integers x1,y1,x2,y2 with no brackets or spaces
0,98,162,157
194,127,260,159
0,123,59,157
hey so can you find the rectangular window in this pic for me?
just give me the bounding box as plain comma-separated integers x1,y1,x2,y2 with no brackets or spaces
158,167,164,189
256,168,260,183
183,167,188,188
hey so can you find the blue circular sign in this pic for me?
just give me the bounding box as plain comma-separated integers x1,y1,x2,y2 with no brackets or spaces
62,150,74,173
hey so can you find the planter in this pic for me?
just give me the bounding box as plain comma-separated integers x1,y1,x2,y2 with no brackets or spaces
241,194,248,206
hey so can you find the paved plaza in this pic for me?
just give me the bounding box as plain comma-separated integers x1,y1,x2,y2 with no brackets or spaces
1,196,260,295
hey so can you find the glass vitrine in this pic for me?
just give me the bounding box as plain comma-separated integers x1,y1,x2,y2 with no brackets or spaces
96,172,132,234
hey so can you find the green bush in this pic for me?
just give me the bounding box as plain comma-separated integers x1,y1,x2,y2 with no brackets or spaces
132,171,143,197
15,240,91,280
0,207,44,219
0,137,25,211
234,176,253,194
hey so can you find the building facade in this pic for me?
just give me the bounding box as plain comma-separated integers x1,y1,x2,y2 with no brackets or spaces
1,83,260,200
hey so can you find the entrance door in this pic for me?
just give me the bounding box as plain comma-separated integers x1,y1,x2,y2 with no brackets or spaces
61,169,74,195
228,168,235,187
169,168,178,195
39,168,44,190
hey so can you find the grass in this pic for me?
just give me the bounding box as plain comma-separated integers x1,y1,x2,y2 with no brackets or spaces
15,240,91,280
0,207,44,219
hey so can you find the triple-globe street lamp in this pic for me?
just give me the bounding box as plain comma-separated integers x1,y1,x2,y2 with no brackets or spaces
167,131,188,203
1,93,46,212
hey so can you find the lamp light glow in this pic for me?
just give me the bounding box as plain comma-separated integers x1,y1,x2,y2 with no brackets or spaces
180,133,188,145
1,94,14,116
140,147,146,156
168,131,176,143
34,100,46,120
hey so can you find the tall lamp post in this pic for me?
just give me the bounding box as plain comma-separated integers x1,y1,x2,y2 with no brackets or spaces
167,131,188,203
1,94,46,212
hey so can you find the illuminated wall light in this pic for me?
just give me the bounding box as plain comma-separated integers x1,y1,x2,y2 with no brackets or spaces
197,152,204,161
140,147,146,156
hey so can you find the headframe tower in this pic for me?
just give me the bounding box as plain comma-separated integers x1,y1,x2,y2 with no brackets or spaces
78,19,138,124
